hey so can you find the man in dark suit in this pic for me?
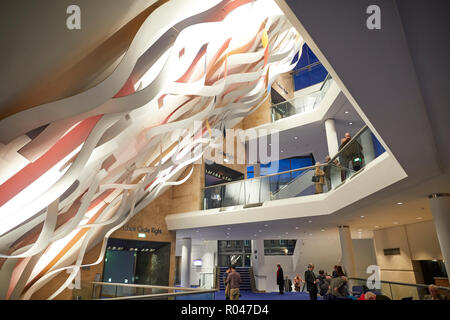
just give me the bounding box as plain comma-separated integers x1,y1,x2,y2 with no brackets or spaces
304,263,319,300
276,264,284,294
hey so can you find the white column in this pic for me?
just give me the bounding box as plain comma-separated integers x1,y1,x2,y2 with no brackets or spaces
251,239,266,292
325,118,339,158
429,194,450,273
338,226,356,278
180,237,192,288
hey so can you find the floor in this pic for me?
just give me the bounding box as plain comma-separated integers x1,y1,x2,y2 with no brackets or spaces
213,290,323,300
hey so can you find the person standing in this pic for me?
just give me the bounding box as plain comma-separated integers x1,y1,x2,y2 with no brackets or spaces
328,265,350,298
276,264,284,294
424,284,448,300
305,263,319,300
339,133,352,181
313,162,325,194
227,265,241,300
224,266,231,300
332,265,339,278
317,270,331,297
284,276,292,292
293,274,303,292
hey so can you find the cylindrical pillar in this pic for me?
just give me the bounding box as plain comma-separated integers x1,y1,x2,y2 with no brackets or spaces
180,237,192,288
338,225,356,278
429,193,450,274
325,119,339,158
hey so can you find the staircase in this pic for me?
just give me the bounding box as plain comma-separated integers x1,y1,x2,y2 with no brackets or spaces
271,169,314,200
216,267,253,291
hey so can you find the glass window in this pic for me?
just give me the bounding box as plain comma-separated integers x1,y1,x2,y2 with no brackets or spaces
264,239,297,256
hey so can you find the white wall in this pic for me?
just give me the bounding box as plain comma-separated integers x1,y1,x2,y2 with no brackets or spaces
254,235,342,292
373,220,442,284
293,237,342,281
173,232,382,292
253,235,377,292
405,220,443,260
352,239,377,278
176,239,217,288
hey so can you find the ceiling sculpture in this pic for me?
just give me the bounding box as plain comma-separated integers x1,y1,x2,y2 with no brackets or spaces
0,0,302,299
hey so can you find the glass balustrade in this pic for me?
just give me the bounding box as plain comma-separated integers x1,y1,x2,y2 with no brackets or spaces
271,74,333,122
72,281,217,300
202,126,385,210
349,277,450,300
328,126,386,188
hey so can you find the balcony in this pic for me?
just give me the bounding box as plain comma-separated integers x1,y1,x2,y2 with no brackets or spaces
271,74,334,122
203,125,385,210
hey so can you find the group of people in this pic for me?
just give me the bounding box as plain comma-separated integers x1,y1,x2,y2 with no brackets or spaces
313,132,364,194
276,264,304,294
277,263,363,300
224,263,447,301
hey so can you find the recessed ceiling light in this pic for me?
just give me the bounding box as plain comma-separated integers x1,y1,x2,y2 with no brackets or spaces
416,217,423,220
227,227,231,230
226,236,230,238
294,136,298,140
309,233,313,236
226,232,230,235
281,150,284,153
295,227,300,229
375,226,379,228
360,215,365,218
258,230,262,232
308,220,312,223
321,229,325,232
254,234,257,237
196,230,199,232
397,202,403,205
285,232,289,234
345,111,349,114
264,224,268,227
349,122,353,125
393,221,399,225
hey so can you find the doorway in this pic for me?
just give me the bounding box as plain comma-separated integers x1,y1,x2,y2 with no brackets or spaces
101,238,171,298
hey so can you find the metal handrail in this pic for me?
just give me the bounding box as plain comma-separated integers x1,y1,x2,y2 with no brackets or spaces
203,154,360,191
203,152,358,191
270,74,332,111
99,290,217,300
329,125,369,165
349,277,450,291
319,73,332,91
92,282,217,300
270,166,313,196
92,281,206,291
203,163,326,190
